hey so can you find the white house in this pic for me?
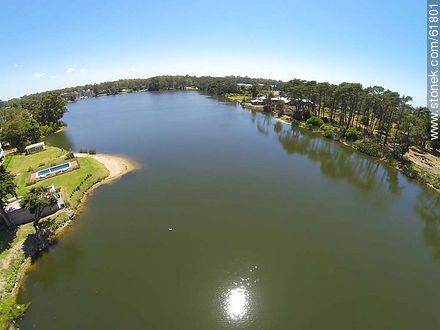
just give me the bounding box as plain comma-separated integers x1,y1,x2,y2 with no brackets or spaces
25,141,46,155
250,96,267,105
3,185,65,226
271,96,291,104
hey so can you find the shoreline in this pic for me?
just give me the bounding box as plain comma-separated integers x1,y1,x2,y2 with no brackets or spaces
5,153,140,327
240,102,440,193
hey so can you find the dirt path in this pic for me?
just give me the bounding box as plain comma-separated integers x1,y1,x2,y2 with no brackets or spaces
407,147,440,176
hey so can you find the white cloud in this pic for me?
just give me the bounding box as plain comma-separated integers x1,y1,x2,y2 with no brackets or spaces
33,72,46,78
79,68,87,73
66,67,76,73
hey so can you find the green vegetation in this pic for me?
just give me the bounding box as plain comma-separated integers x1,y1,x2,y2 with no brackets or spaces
356,141,382,157
0,223,34,328
64,152,75,160
3,254,25,293
344,127,361,141
274,100,286,116
20,187,58,233
0,295,28,329
0,109,40,152
0,92,67,152
79,148,96,155
320,124,334,139
306,116,324,127
225,93,248,102
0,167,17,228
4,148,108,206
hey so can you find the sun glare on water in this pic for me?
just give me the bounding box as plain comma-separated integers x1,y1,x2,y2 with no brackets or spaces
224,287,249,321
222,265,258,323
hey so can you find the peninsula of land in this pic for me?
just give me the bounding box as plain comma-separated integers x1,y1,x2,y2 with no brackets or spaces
0,146,138,328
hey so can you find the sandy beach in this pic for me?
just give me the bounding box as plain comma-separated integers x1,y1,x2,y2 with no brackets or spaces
74,153,140,182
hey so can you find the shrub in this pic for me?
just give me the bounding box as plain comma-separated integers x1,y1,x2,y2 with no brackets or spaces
306,116,324,127
0,295,28,329
79,148,87,153
356,141,382,157
323,130,333,139
320,124,334,139
88,149,96,155
39,124,56,137
64,152,75,160
344,127,361,141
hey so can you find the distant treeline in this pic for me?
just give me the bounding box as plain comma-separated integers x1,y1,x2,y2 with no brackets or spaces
1,75,283,107
0,75,438,156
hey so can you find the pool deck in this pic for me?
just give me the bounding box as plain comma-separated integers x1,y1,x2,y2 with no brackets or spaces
30,159,79,182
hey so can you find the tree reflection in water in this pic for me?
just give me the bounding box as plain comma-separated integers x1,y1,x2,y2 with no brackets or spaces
415,190,440,261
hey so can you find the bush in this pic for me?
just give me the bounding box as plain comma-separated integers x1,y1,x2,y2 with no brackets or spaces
344,127,361,141
356,141,382,157
64,152,75,160
39,124,56,137
0,295,28,329
323,130,333,139
306,116,324,127
88,149,96,155
320,124,334,139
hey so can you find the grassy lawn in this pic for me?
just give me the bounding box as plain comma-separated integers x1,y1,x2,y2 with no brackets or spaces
3,146,66,174
4,147,109,206
226,93,248,102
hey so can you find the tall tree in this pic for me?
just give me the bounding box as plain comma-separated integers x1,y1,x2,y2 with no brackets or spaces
0,167,17,228
0,109,40,152
29,91,67,126
20,187,57,233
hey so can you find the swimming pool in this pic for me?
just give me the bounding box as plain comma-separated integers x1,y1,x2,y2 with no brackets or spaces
36,162,71,178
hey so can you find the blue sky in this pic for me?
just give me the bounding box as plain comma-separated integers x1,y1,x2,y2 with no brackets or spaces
0,0,425,105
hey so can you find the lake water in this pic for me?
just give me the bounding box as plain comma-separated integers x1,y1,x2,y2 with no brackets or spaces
20,91,440,329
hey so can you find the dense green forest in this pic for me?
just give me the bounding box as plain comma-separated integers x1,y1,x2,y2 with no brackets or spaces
280,80,437,157
0,92,67,152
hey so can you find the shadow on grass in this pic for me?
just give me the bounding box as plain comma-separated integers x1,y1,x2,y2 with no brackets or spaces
0,225,17,254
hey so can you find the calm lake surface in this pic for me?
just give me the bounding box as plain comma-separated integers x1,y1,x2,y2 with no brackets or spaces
20,91,440,329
